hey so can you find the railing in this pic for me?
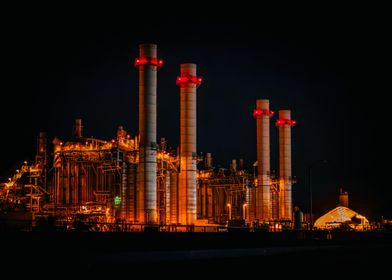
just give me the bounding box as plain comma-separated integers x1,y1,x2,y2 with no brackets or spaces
1,218,387,233
56,222,233,233
0,219,255,233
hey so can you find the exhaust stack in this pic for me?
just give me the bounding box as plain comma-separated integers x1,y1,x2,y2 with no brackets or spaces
73,118,83,139
134,43,163,224
253,99,274,220
176,63,202,225
276,110,295,220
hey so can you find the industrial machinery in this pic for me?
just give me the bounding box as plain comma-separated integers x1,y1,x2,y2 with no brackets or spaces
0,43,296,232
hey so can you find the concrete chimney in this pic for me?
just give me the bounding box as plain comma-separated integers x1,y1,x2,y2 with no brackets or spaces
276,110,295,221
253,99,274,221
135,43,163,224
177,63,202,225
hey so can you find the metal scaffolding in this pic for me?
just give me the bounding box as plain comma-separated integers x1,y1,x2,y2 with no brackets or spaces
197,166,252,225
1,122,295,231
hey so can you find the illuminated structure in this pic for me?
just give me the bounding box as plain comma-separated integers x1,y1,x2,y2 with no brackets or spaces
313,190,370,231
135,43,162,224
276,110,296,221
0,43,298,231
253,100,274,221
177,64,202,225
313,207,370,231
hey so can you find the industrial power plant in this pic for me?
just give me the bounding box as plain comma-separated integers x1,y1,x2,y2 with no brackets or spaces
1,43,299,231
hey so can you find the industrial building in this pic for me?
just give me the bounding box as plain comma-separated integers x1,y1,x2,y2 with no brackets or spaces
0,43,297,231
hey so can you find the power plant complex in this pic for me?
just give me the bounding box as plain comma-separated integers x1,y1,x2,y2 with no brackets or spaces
0,43,298,231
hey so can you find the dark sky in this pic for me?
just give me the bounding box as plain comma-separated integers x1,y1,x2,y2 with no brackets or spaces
1,8,389,219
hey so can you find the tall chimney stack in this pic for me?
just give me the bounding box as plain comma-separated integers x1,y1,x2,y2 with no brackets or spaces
253,99,274,220
276,110,295,220
134,43,163,224
176,63,202,225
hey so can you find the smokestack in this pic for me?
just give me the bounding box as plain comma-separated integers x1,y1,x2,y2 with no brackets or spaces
205,153,212,169
276,110,296,220
177,63,203,225
73,118,83,139
135,43,163,224
253,99,274,220
231,159,237,173
339,188,349,207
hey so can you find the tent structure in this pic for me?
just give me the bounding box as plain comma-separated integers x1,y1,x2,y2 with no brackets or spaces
313,206,370,231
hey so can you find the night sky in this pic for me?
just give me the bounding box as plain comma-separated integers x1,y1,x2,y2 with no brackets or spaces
1,8,389,220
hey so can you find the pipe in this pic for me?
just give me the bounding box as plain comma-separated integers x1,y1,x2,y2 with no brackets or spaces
52,137,62,206
121,161,128,221
277,110,295,220
135,43,162,224
254,99,274,221
170,171,178,224
177,63,202,225
165,171,171,224
128,163,137,222
246,185,255,223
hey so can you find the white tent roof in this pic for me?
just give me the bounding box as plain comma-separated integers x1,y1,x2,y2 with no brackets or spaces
313,206,369,230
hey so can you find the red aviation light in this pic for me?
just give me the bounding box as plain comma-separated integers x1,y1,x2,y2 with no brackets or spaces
253,109,275,118
176,75,203,87
253,109,262,118
134,57,164,68
276,119,296,126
